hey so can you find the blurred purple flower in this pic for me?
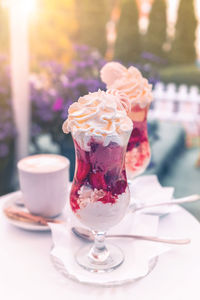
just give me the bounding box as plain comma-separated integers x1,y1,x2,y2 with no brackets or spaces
31,44,106,145
74,44,90,52
141,52,165,64
52,98,64,111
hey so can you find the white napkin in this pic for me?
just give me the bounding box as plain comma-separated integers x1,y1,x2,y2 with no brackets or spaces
49,212,172,286
129,175,179,215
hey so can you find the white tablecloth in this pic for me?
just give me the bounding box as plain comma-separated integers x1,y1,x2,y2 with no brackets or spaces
0,191,200,300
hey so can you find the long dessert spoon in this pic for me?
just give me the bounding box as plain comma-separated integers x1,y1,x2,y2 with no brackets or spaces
129,194,200,213
72,226,191,245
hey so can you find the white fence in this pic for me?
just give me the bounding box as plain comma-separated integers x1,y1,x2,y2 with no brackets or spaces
149,82,200,123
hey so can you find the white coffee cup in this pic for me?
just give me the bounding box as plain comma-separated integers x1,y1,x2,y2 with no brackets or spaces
17,154,70,218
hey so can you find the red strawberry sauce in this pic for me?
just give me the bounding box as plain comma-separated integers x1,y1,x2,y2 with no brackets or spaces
70,140,128,213
127,120,148,152
126,119,151,174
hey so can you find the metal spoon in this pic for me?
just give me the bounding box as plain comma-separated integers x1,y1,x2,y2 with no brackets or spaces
72,226,191,245
129,194,200,213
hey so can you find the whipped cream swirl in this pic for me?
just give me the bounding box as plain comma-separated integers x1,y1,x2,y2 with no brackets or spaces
62,90,133,151
106,89,131,114
101,62,153,108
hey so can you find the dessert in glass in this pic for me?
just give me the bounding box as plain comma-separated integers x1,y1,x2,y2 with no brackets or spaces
62,90,132,272
101,62,153,179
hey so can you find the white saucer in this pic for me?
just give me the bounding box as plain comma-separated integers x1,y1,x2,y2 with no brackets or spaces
49,213,167,287
2,191,67,232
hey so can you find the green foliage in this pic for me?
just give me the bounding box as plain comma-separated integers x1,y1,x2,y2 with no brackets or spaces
0,6,9,53
169,0,197,64
30,0,77,67
145,0,167,59
75,0,109,55
114,0,140,64
160,64,200,87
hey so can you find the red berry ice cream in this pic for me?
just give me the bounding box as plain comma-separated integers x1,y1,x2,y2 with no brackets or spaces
101,62,153,178
62,90,132,231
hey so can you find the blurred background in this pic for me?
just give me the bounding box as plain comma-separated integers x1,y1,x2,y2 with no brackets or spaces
0,0,200,218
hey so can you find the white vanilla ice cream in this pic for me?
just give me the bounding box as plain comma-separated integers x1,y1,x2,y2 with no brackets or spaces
76,185,130,231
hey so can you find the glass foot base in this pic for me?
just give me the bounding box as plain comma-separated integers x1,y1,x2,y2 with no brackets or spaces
51,247,158,286
75,243,124,273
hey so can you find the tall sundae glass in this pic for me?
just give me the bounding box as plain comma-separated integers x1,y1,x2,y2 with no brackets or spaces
101,62,153,179
62,90,132,272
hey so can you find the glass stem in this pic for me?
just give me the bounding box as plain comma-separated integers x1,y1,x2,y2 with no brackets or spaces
88,231,109,264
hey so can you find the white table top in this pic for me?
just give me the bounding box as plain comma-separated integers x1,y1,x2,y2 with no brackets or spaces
1,191,200,300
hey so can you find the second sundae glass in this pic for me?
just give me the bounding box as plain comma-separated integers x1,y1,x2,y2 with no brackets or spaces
62,91,132,272
125,103,151,179
101,62,153,180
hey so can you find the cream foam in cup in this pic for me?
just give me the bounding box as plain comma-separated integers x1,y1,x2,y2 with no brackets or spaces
17,154,70,218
